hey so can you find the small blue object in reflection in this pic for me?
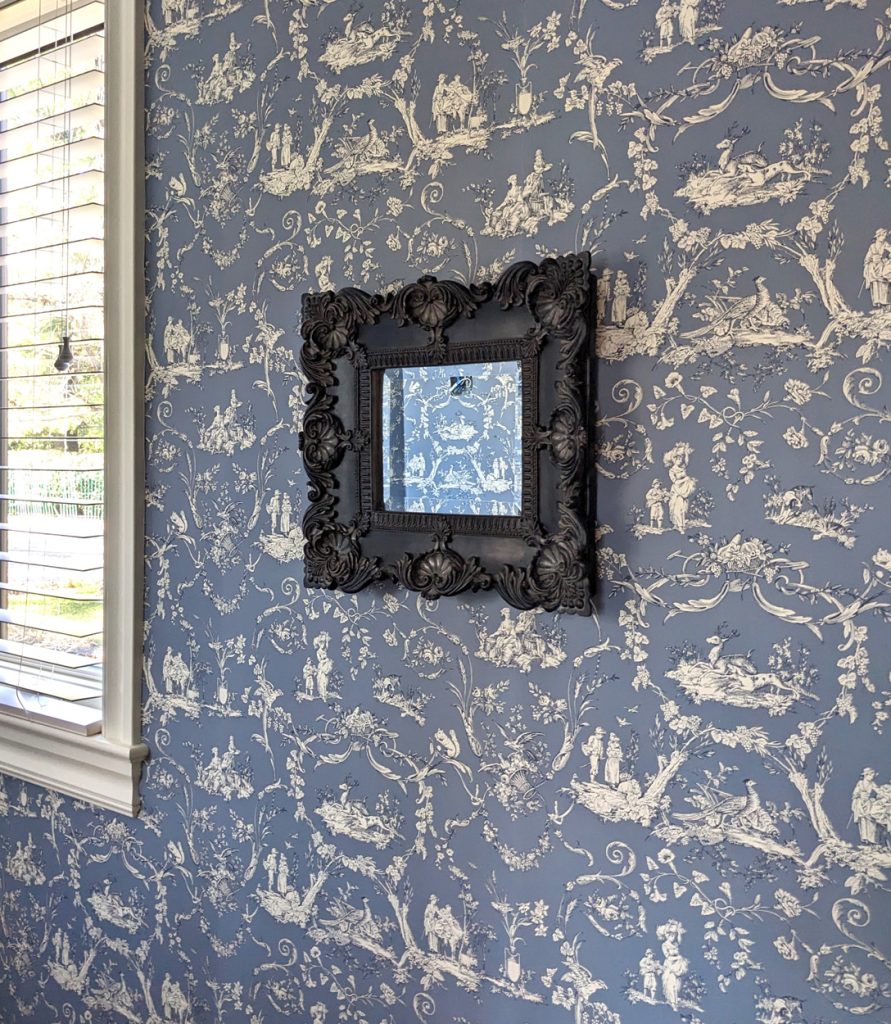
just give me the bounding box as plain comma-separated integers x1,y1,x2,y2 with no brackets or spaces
381,360,522,517
449,374,473,396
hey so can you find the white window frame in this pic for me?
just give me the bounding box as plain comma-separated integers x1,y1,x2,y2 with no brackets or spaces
0,1,147,815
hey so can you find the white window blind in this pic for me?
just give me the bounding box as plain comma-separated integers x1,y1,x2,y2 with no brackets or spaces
0,0,104,735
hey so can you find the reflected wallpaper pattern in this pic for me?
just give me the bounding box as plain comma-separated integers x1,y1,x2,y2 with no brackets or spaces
1,1,891,1022
381,360,524,518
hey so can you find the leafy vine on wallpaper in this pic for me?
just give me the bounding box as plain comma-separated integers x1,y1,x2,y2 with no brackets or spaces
2,1,891,1023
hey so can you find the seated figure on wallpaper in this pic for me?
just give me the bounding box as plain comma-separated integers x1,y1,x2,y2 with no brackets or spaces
5,835,45,886
483,150,573,237
199,390,255,454
475,608,565,673
197,33,254,105
196,736,254,800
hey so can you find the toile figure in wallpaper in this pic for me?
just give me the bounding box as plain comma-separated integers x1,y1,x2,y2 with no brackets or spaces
1,1,891,1023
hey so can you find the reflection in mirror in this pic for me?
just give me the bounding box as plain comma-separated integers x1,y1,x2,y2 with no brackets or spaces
381,360,523,516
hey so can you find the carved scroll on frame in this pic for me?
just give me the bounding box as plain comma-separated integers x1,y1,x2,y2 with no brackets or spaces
298,252,596,615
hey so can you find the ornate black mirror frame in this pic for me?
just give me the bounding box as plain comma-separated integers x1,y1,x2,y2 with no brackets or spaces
298,252,596,614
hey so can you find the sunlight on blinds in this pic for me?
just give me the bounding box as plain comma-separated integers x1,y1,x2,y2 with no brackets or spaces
0,0,104,734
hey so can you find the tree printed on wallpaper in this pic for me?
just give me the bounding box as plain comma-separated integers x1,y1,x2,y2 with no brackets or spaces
2,1,891,1023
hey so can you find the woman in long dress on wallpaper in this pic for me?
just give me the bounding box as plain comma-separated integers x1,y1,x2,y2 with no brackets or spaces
658,921,689,1011
604,733,622,786
863,229,891,306
662,947,689,1010
668,463,696,532
678,0,700,44
611,271,630,324
665,443,696,532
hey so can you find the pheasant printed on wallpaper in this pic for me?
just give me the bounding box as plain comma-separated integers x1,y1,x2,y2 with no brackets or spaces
1,1,891,1023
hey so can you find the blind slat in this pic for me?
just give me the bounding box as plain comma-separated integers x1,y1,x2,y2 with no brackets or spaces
0,234,102,259
0,580,100,601
0,100,103,160
0,140,103,196
0,0,104,53
0,462,102,470
0,636,100,670
0,684,101,735
0,493,103,505
0,522,103,538
0,167,103,197
0,554,101,573
0,301,103,323
0,671,100,702
0,198,103,229
0,578,100,601
0,607,101,638
0,370,101,382
0,403,103,411
0,434,103,441
0,64,102,119
0,336,102,351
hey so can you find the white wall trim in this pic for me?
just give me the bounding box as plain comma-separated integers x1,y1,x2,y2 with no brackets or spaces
0,2,148,815
0,716,148,816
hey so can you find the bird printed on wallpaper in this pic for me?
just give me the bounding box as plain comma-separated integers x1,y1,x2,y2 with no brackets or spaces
318,897,382,944
569,40,623,172
481,727,543,803
682,275,772,339
627,89,682,150
559,958,607,1005
341,11,380,47
674,779,763,829
328,118,390,175
360,119,388,160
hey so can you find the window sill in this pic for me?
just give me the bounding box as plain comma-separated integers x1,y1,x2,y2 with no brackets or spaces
0,712,148,815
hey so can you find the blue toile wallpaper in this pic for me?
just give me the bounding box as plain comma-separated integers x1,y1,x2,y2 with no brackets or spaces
2,1,891,1022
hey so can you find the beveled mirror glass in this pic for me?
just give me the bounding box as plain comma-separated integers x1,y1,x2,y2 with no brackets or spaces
380,360,523,517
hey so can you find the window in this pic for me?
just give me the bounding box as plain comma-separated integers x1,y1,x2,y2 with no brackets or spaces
0,0,145,815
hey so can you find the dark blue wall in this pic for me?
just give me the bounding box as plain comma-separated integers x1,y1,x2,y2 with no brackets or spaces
2,1,890,1021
